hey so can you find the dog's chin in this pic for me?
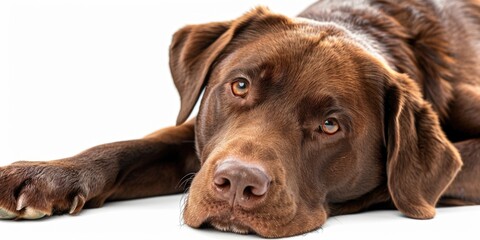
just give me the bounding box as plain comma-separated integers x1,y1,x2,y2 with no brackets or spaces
187,206,326,238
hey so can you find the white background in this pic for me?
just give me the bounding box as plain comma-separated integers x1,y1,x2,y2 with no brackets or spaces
1,0,479,239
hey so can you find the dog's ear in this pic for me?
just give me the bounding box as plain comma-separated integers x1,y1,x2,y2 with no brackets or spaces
169,7,273,125
384,72,462,219
169,21,230,125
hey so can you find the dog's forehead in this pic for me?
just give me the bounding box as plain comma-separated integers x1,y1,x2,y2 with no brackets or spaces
214,25,371,100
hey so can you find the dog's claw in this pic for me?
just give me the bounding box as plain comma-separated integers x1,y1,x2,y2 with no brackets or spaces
22,207,47,220
69,196,79,214
16,194,26,211
0,208,17,219
69,195,86,215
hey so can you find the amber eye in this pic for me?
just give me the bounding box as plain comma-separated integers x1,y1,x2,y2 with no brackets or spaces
231,78,250,97
321,118,340,135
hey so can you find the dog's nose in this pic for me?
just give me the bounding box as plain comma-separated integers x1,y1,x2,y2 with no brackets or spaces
213,160,270,208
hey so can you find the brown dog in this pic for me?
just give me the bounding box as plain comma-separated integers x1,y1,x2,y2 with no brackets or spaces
1,0,480,238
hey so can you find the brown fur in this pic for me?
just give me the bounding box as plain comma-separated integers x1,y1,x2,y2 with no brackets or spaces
1,0,479,238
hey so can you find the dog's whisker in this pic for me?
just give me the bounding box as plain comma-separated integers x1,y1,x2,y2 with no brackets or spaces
178,189,190,226
176,172,196,227
177,172,196,191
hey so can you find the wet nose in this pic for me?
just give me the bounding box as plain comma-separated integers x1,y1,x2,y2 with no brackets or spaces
213,160,270,208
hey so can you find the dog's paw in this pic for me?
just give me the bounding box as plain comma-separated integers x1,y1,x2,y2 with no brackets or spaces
0,161,87,220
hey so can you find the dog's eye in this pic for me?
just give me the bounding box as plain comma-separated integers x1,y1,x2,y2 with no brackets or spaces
231,78,250,97
320,118,340,135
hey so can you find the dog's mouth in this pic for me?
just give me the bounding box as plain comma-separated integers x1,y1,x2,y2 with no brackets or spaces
182,191,307,238
195,208,289,237
201,217,253,235
185,199,328,238
184,200,282,237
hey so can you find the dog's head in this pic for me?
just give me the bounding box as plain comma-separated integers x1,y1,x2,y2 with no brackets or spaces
170,7,462,238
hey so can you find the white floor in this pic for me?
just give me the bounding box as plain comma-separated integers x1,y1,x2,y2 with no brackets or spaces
0,194,479,240
1,0,479,239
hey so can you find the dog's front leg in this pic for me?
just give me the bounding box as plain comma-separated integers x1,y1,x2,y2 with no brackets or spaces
0,119,198,220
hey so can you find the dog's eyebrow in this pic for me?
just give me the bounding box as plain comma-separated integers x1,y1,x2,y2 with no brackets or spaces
223,63,276,83
301,93,352,116
304,94,339,109
225,68,255,80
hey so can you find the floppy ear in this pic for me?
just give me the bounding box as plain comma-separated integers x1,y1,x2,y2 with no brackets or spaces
169,21,230,125
385,72,462,219
169,7,273,125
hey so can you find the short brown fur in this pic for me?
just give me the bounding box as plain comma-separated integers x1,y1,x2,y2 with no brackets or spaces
1,0,480,238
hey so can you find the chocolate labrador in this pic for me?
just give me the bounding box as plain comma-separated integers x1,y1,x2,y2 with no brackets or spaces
1,0,480,238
